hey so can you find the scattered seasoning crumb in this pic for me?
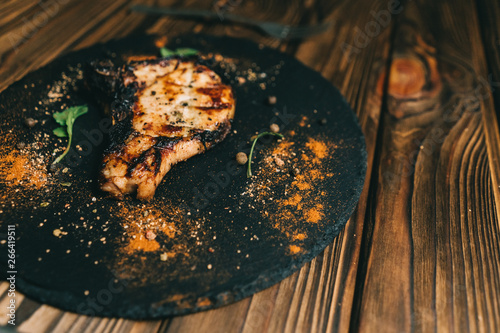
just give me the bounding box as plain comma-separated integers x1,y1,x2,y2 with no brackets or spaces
236,152,248,165
53,229,61,237
270,123,280,133
160,252,168,261
304,204,324,223
207,264,213,270
40,202,50,207
273,156,285,167
267,96,277,105
84,290,89,296
299,116,308,127
24,117,37,128
145,230,157,241
289,245,302,255
293,233,307,241
319,118,327,125
306,138,328,160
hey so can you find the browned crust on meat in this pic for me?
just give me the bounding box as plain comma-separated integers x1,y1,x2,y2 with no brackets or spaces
88,57,235,200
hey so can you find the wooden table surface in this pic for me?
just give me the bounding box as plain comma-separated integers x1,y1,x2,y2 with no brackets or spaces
1,0,500,332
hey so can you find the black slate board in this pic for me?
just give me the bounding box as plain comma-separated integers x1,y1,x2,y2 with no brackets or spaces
0,34,366,318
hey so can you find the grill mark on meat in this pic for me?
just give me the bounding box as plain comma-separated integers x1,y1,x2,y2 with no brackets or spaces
126,145,156,177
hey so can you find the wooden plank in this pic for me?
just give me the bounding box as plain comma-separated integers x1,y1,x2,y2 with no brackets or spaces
164,298,251,333
476,0,500,226
0,0,130,92
0,0,41,28
18,305,63,332
354,0,500,331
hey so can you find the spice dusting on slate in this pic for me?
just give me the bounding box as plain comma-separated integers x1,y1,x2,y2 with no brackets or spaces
201,52,283,91
43,65,84,105
0,134,48,193
1,150,46,188
0,65,88,209
110,203,180,255
107,201,201,285
289,244,303,255
241,134,337,255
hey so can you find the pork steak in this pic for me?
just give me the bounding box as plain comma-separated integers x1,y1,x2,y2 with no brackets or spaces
88,57,235,200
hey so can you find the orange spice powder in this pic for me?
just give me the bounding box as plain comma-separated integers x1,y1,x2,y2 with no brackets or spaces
2,152,28,184
304,204,324,224
0,149,47,189
283,193,303,207
111,203,180,255
293,233,307,241
306,138,328,160
126,233,160,252
243,135,337,255
289,245,303,255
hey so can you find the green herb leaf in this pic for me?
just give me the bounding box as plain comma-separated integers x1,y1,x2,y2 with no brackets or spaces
53,127,68,137
247,131,284,178
52,105,88,164
160,47,199,58
160,47,175,57
174,48,199,57
53,111,68,126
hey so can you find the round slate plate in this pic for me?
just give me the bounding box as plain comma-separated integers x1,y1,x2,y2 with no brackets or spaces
0,34,366,318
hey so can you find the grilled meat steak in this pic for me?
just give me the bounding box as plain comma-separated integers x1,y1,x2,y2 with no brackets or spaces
88,57,235,200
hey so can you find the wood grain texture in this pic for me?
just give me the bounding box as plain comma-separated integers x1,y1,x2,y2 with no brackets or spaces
353,0,500,332
476,0,500,223
0,0,499,332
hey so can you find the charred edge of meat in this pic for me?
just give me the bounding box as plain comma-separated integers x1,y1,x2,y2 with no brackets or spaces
86,60,139,122
103,117,136,154
125,55,205,69
191,119,233,149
